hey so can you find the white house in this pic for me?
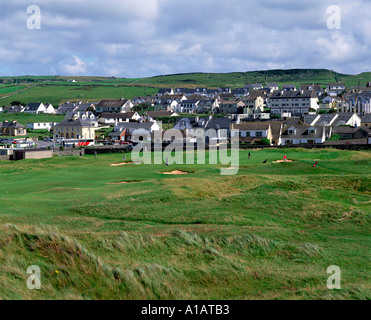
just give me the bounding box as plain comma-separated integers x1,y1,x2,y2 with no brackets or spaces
109,122,161,142
280,125,326,145
269,90,319,116
44,103,56,114
26,122,58,131
231,123,272,144
326,82,346,96
24,103,47,114
175,100,200,113
99,112,141,125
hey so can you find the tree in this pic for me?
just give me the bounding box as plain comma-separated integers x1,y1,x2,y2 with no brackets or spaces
10,101,24,106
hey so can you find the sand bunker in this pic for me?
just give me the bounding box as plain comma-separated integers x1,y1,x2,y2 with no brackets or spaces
273,160,294,163
108,181,139,185
163,170,190,175
111,162,134,167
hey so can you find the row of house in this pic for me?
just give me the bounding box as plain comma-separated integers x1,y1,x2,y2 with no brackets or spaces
103,112,370,146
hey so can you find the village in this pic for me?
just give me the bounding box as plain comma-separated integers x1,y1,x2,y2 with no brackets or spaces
1,81,371,160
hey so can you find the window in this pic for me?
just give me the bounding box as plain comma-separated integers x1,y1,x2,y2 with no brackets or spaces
256,131,263,137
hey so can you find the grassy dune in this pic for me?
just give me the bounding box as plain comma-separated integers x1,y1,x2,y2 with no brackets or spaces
0,149,370,300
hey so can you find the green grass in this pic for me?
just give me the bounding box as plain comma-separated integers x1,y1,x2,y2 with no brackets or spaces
0,86,25,95
0,114,65,126
1,69,370,107
0,85,158,107
0,148,370,300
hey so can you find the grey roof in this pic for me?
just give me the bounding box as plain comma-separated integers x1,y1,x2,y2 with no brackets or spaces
96,99,128,108
205,118,234,130
281,125,324,139
0,121,26,129
100,112,136,119
115,122,155,130
271,90,317,99
233,122,270,131
283,117,305,126
55,118,94,128
26,103,42,110
361,114,371,122
303,114,318,125
146,111,173,118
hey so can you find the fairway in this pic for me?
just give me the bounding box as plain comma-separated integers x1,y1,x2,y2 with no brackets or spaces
0,149,370,300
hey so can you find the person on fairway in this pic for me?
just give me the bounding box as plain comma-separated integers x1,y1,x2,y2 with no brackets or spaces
94,151,97,159
284,155,287,162
123,154,126,162
248,152,251,160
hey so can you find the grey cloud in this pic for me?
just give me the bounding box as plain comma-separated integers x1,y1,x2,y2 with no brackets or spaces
0,0,370,77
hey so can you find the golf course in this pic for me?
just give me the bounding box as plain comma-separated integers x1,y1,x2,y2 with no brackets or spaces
0,148,370,300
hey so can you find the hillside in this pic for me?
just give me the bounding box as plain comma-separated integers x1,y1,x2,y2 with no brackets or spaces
0,68,370,106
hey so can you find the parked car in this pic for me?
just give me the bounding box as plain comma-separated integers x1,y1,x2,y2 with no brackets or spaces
119,140,129,145
44,137,53,141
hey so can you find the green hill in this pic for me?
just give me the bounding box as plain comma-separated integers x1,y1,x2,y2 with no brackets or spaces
0,69,370,106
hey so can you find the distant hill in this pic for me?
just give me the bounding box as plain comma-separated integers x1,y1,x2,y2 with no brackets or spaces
1,69,370,89
1,69,370,106
136,68,351,88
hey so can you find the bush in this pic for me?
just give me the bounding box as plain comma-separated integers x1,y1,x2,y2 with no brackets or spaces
259,138,271,146
329,135,341,141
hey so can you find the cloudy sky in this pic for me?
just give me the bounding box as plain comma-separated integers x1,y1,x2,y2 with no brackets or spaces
1,0,370,77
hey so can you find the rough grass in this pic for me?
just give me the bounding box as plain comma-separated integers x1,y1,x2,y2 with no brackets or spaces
0,149,370,300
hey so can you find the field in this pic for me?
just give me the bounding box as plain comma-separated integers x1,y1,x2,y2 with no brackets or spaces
0,149,370,300
1,68,370,107
0,85,158,107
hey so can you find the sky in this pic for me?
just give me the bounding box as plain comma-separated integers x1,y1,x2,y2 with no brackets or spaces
0,0,370,77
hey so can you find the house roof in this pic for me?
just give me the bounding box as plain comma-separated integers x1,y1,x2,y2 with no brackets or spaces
26,103,42,110
205,118,234,130
146,111,173,118
96,99,128,109
270,90,317,99
361,114,371,122
54,118,94,128
0,121,26,129
281,125,324,139
329,82,345,87
303,114,319,125
100,112,136,119
232,123,270,131
332,127,369,136
115,122,155,130
283,117,305,126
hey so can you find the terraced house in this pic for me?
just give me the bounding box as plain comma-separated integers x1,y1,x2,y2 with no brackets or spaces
269,90,319,116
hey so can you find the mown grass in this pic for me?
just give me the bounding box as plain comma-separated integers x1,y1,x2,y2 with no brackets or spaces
0,149,370,300
0,113,65,126
0,85,158,107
